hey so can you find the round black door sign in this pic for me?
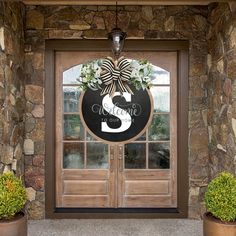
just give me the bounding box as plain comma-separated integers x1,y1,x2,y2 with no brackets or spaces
80,87,153,143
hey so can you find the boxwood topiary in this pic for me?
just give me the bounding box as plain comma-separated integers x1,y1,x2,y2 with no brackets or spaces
0,172,27,220
204,172,236,222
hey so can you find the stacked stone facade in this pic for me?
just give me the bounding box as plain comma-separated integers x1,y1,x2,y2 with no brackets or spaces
0,2,25,176
207,4,236,178
24,4,210,219
0,1,235,220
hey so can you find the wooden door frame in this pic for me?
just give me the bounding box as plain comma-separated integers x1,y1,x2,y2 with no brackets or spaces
45,39,189,219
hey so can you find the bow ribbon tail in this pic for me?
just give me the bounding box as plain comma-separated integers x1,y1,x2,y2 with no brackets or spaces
124,83,134,95
117,79,133,95
100,69,115,96
100,82,116,97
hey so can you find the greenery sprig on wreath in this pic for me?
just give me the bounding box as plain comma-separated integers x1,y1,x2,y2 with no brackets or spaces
77,57,153,96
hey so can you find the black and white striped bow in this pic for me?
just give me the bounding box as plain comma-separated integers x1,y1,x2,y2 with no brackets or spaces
100,57,133,97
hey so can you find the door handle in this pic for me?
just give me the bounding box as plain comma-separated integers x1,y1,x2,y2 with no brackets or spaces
118,146,123,172
110,146,114,172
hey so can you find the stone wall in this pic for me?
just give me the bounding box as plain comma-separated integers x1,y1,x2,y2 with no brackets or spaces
207,3,236,178
24,5,210,219
0,2,25,176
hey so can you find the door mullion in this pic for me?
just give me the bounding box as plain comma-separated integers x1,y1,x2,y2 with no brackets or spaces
115,145,119,208
117,145,124,208
109,145,117,208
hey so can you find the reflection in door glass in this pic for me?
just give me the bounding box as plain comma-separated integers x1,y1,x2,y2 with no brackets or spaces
63,143,84,169
64,115,84,140
151,66,170,85
149,143,170,169
63,87,81,112
149,114,170,141
87,143,108,169
136,131,146,141
125,143,146,169
63,65,82,84
150,86,170,112
86,132,96,141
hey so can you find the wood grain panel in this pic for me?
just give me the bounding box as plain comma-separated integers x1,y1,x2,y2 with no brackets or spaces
123,196,172,207
63,180,108,195
63,170,108,180
119,51,178,208
125,180,169,195
55,51,114,208
124,170,171,180
62,196,109,207
56,50,178,209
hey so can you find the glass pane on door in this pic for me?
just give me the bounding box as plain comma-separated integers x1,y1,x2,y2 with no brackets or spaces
64,115,84,140
125,143,146,169
87,143,108,169
63,143,84,169
149,114,170,141
63,87,81,112
148,142,170,169
124,64,171,171
62,64,109,170
150,86,170,113
151,66,170,85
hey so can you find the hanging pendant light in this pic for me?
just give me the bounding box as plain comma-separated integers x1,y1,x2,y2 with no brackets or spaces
108,2,127,57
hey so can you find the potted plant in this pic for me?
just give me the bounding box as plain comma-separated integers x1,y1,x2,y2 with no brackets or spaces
203,171,236,236
0,172,27,236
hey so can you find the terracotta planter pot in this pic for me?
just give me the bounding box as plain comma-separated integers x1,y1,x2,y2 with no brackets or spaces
0,212,27,236
203,212,236,236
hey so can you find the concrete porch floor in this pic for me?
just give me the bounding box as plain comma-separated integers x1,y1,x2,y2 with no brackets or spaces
28,219,203,236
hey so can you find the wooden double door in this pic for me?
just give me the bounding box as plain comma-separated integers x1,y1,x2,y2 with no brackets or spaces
55,50,177,209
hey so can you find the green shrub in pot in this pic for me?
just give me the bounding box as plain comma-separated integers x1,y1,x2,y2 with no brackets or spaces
204,171,236,222
0,172,27,220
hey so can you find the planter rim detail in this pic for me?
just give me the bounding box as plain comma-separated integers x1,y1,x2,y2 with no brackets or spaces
204,212,236,225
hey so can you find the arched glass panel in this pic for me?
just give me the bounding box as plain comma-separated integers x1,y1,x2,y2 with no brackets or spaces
62,62,108,169
63,65,82,84
62,59,170,170
123,62,171,170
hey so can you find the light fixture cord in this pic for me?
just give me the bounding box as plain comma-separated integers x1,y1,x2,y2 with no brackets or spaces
116,1,118,28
